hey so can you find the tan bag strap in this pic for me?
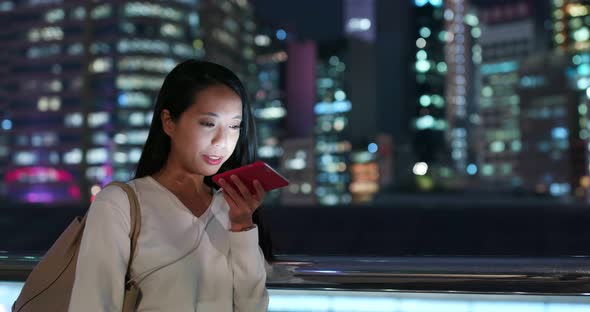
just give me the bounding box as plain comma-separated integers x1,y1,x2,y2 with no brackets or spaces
105,182,142,280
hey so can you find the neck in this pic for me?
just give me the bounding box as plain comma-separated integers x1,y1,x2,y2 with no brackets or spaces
152,164,210,196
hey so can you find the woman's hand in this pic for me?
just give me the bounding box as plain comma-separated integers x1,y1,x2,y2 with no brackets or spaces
217,175,266,231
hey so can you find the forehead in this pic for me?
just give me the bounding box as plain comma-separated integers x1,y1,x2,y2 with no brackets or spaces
189,84,242,114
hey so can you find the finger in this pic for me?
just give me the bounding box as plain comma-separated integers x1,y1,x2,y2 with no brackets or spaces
218,178,239,198
219,179,248,208
223,191,239,210
253,180,266,202
231,175,253,200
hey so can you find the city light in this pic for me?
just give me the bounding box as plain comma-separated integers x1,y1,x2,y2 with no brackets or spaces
467,164,478,175
276,29,287,40
413,162,428,176
1,119,11,130
368,143,378,153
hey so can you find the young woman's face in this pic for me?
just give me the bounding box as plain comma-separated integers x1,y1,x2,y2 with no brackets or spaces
163,84,243,177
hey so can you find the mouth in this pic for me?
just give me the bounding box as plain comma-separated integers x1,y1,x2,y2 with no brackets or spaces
203,155,223,165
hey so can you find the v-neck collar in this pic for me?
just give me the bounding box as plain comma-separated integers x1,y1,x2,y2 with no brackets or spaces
145,176,221,219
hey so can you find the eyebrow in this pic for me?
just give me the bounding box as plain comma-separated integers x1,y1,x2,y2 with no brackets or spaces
201,112,242,119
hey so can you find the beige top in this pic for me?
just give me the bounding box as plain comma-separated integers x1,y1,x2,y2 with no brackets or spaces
68,176,268,312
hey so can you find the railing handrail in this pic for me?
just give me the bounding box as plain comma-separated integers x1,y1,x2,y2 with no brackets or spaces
2,254,590,295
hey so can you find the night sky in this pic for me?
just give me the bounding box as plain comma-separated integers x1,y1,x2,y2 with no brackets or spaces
251,0,344,40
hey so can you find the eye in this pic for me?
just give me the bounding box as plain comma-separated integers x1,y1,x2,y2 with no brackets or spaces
200,121,215,127
230,124,242,130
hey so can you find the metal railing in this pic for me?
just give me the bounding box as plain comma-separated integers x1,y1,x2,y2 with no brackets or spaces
3,253,589,296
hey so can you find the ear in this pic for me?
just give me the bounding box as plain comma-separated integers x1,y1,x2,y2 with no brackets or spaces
161,109,175,137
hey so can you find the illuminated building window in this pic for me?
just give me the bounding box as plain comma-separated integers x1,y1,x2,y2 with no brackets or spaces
128,148,142,163
213,28,238,49
224,18,239,33
128,112,147,127
118,91,152,108
37,96,61,112
118,39,170,54
91,3,111,19
161,23,184,38
27,44,61,59
124,3,184,22
92,132,109,145
173,43,194,58
64,148,82,164
64,113,84,128
114,151,128,164
28,0,62,7
68,43,83,55
123,130,149,144
116,75,164,90
71,7,85,20
118,57,176,73
86,166,110,180
91,42,111,54
87,148,108,164
14,151,38,165
114,169,133,182
88,112,110,128
31,132,58,147
0,1,14,11
45,8,64,23
90,57,112,73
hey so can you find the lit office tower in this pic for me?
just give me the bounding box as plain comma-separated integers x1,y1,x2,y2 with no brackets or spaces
0,2,11,198
476,1,544,189
252,27,288,204
344,0,375,43
517,54,588,200
199,0,258,97
444,0,475,175
552,1,590,122
413,0,447,173
552,0,590,53
0,1,202,203
314,43,352,205
252,27,288,168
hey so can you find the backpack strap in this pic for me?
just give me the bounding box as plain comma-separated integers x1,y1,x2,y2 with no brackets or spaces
105,182,142,282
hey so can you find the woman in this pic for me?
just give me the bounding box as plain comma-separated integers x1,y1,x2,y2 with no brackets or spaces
69,60,269,311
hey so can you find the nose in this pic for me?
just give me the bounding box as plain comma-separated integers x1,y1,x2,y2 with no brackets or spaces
212,127,229,148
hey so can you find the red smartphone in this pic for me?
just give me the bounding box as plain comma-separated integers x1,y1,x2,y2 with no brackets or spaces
212,161,289,194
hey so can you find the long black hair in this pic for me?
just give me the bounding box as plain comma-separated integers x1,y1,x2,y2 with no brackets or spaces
134,60,274,261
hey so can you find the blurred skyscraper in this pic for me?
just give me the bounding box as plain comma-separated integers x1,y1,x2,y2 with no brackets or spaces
0,0,258,204
412,0,450,190
280,137,316,205
252,25,288,203
343,0,375,43
475,1,548,190
314,41,352,205
517,53,588,199
552,0,590,53
200,0,258,98
0,13,9,198
252,26,287,168
443,0,479,184
549,0,590,200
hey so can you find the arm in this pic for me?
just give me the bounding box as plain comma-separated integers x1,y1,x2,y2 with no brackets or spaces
217,175,269,311
228,227,269,312
68,186,131,312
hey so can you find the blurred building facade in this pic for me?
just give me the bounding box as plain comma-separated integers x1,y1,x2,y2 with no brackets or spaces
314,42,352,205
252,25,288,204
411,0,455,190
475,1,546,190
279,137,315,205
552,0,590,53
517,53,588,199
0,0,258,204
